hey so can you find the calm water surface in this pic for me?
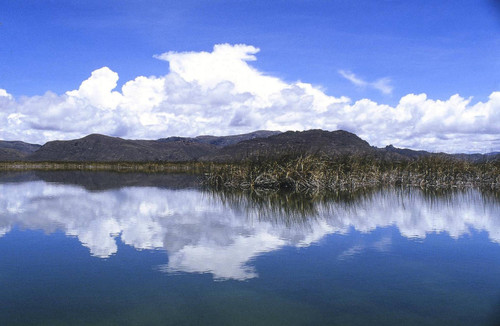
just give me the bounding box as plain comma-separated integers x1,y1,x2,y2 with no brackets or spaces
1,172,500,325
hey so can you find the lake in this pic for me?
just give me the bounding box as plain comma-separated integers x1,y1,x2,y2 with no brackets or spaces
1,171,500,325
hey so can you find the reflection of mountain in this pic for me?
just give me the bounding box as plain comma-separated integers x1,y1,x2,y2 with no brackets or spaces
0,171,201,190
0,181,499,280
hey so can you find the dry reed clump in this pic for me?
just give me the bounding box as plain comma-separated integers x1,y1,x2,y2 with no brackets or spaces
203,155,500,192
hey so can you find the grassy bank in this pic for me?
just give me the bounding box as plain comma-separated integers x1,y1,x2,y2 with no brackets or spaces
202,155,500,191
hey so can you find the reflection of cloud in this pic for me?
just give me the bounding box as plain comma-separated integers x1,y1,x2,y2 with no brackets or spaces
0,226,10,236
163,234,285,280
338,244,365,260
0,182,499,280
372,236,392,252
337,236,392,260
0,182,323,279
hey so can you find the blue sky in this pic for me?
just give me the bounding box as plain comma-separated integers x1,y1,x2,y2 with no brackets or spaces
1,0,499,152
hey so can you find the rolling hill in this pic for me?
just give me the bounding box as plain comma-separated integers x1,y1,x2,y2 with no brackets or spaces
0,141,42,161
1,129,498,163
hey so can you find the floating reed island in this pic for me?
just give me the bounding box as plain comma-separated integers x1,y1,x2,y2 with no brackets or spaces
202,155,500,192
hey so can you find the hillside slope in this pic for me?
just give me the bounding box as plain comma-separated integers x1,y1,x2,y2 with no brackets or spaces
202,129,378,162
27,134,216,162
2,129,498,163
158,130,281,147
0,141,41,161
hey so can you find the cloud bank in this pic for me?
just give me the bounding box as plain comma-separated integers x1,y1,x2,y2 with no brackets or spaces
0,44,499,152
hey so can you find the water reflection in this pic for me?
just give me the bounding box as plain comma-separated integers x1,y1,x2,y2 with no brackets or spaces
0,175,499,280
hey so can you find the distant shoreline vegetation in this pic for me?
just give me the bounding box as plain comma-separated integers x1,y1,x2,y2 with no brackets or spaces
0,161,205,173
1,155,499,191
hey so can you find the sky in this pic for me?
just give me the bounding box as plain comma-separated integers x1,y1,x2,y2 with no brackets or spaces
0,0,499,153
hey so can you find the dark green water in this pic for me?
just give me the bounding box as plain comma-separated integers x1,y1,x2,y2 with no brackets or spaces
1,172,500,325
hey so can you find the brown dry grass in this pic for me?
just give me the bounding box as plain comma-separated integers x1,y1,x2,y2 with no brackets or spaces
203,155,500,192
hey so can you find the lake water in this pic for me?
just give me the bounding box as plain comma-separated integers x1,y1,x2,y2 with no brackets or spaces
1,171,500,325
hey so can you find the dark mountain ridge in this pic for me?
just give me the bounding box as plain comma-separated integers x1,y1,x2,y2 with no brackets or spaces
27,134,216,162
0,140,42,161
383,144,431,159
22,131,285,162
202,129,377,162
158,130,281,147
1,130,499,163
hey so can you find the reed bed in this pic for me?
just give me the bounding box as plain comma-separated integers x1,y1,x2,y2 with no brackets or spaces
202,155,500,192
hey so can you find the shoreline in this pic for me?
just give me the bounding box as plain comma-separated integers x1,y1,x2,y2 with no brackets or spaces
0,161,205,173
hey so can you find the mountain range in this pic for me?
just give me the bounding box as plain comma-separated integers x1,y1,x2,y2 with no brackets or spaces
0,130,498,163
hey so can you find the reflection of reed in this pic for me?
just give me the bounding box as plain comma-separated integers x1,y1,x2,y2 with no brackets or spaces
205,187,379,225
206,186,500,227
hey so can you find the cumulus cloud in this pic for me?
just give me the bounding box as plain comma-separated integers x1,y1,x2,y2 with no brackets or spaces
0,44,498,152
0,89,13,99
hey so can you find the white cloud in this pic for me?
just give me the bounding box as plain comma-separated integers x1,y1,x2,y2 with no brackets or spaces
0,89,13,99
371,77,393,95
338,70,367,87
0,44,498,152
339,70,394,95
